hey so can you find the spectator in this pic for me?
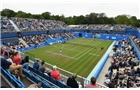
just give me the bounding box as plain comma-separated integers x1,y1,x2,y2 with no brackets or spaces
60,78,66,85
109,69,113,80
33,58,40,70
50,65,60,81
28,82,42,88
39,61,45,72
39,60,48,74
104,76,111,86
12,51,22,65
86,77,99,88
0,46,25,78
21,55,29,70
12,51,29,70
78,82,82,88
67,73,79,88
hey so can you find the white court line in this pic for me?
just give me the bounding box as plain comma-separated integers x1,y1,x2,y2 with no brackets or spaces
73,42,101,57
74,42,102,59
46,50,76,60
63,48,81,52
75,48,94,60
53,45,80,52
54,46,57,48
89,53,100,56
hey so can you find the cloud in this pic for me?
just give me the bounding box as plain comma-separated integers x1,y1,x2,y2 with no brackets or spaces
1,0,140,19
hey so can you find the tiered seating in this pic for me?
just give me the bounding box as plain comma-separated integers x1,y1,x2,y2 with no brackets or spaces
22,34,49,46
132,36,140,52
22,68,57,88
105,38,140,88
40,20,66,30
0,66,26,88
28,66,71,88
11,18,46,31
1,16,15,32
68,24,128,31
1,37,25,49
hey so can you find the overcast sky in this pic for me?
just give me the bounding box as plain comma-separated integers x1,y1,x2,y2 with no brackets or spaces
1,0,140,19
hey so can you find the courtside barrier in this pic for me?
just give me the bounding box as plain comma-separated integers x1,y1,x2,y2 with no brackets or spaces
86,40,116,83
129,36,140,60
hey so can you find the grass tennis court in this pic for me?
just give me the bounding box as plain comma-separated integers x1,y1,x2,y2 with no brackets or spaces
24,38,113,78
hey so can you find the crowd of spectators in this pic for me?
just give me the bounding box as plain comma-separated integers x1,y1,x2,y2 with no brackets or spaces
48,33,74,40
40,20,67,30
104,38,140,88
1,16,133,32
11,17,68,31
0,45,26,78
11,18,46,31
69,24,128,31
1,16,15,32
132,36,140,51
22,34,48,46
2,38,25,50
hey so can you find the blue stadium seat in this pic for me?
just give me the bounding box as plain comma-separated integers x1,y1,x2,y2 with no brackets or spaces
42,81,51,88
35,70,44,77
33,76,41,83
26,71,34,80
16,79,26,88
43,74,50,81
49,77,56,84
56,80,71,88
29,66,44,77
51,86,57,88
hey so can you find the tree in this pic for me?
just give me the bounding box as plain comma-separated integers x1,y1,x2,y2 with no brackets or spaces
129,16,138,27
15,11,27,18
115,15,130,25
1,8,139,27
42,11,51,19
1,9,16,17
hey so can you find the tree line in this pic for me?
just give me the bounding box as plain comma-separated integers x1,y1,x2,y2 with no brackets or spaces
1,9,140,27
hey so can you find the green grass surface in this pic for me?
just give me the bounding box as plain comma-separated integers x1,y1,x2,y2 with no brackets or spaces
24,38,113,78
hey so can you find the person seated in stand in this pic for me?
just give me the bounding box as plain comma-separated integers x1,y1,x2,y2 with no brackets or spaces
0,46,26,78
12,51,29,70
39,60,50,75
86,77,99,88
67,73,79,88
33,58,40,70
21,55,29,70
28,82,42,88
50,65,61,81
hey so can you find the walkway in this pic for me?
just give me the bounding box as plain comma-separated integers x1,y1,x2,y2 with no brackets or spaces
97,50,114,85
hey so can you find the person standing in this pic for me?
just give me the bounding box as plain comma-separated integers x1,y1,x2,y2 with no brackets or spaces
60,48,62,55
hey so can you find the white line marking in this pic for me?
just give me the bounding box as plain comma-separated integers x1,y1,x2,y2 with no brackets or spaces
75,48,94,60
46,50,76,59
89,53,100,56
73,42,101,57
54,46,57,48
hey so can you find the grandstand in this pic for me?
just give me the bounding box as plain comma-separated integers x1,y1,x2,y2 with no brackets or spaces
0,16,140,88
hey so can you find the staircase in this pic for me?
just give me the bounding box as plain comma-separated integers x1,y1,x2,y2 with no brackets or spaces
9,20,21,32
48,35,53,39
40,22,48,30
18,38,29,47
65,33,70,38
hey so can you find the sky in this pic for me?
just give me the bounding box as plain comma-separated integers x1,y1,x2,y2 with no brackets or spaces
0,0,140,19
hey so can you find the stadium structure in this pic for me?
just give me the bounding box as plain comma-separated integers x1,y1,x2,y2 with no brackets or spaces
0,16,140,88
